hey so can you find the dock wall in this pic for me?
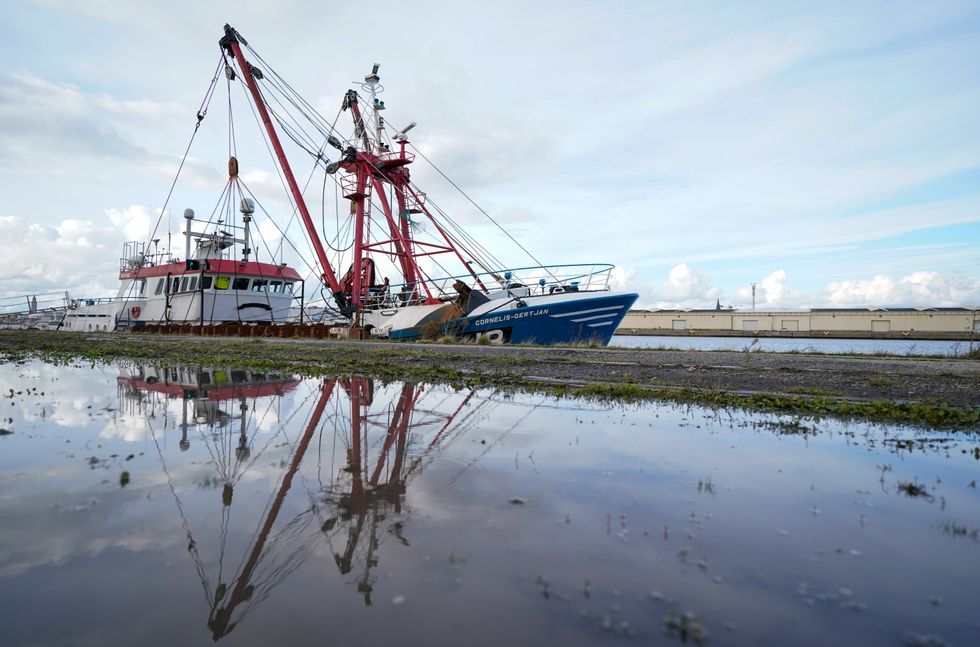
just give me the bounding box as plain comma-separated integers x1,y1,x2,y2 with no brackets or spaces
618,308,980,340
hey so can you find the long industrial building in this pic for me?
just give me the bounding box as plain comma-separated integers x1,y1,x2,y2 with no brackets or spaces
618,307,980,340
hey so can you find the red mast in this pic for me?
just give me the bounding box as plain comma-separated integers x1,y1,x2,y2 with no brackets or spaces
339,77,488,305
220,25,352,316
221,26,490,318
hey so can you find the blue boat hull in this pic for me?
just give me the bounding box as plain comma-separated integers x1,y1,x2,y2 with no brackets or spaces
457,292,638,345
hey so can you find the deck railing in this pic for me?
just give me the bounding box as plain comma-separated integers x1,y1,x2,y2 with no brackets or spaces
361,264,616,309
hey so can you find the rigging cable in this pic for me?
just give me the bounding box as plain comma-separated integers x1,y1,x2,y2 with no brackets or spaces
408,140,556,278
132,54,225,322
233,40,551,309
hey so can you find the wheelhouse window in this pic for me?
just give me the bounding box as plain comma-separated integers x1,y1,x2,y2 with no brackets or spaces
283,282,293,294
215,276,230,290
251,279,268,292
232,277,250,291
270,281,282,293
171,277,179,294
189,276,198,291
179,276,189,292
138,279,146,295
154,279,164,295
201,276,213,290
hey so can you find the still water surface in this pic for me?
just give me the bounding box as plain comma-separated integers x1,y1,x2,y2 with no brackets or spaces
610,335,975,356
0,360,978,646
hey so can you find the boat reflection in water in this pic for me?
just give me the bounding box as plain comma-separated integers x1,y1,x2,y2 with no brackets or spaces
118,364,301,505
119,365,487,641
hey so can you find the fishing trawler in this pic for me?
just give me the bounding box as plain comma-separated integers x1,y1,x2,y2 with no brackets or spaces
64,24,637,344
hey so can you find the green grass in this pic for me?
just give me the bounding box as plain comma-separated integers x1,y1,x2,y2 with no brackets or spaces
545,382,980,428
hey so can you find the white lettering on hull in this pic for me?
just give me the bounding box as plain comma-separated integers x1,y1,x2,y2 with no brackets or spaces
472,308,549,327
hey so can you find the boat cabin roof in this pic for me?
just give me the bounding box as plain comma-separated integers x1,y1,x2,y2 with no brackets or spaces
119,259,302,281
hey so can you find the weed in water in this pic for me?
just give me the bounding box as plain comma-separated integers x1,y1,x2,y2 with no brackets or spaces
697,476,716,495
897,480,932,500
936,520,979,542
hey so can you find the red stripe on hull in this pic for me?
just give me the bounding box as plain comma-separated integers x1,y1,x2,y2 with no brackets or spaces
119,259,302,281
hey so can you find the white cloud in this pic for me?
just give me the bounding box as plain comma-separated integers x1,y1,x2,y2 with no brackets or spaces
608,265,636,292
656,263,720,305
641,265,980,310
106,205,162,243
825,271,980,308
736,269,792,308
0,209,185,301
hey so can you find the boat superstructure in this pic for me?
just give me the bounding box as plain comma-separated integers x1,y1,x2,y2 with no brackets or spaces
62,199,303,332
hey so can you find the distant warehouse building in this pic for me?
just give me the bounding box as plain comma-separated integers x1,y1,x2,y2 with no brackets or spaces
618,308,980,340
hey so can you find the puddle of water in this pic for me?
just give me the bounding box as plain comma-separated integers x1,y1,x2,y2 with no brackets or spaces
0,359,977,646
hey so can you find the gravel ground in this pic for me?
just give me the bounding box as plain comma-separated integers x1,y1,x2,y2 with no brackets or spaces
267,338,980,407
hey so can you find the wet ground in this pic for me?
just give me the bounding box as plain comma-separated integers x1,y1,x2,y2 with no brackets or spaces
3,332,978,411
0,359,978,646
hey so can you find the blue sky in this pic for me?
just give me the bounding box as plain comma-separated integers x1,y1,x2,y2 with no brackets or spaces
0,0,978,309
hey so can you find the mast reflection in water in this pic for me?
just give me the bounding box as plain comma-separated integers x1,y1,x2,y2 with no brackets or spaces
119,365,486,640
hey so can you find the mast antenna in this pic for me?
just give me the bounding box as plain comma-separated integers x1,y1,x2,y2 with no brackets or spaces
362,63,384,149
394,122,416,142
